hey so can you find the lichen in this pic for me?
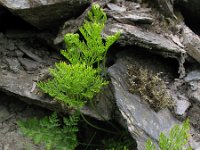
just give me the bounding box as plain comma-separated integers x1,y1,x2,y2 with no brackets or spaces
127,65,174,112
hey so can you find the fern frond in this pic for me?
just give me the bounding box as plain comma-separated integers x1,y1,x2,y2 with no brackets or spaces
18,113,79,150
145,119,192,150
37,63,108,109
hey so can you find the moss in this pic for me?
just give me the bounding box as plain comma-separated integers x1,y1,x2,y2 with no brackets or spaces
127,65,174,112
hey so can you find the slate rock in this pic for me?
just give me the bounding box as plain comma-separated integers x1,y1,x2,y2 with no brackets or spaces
182,25,200,64
108,55,178,150
108,53,200,149
175,99,191,116
5,58,21,73
107,3,126,12
0,0,90,29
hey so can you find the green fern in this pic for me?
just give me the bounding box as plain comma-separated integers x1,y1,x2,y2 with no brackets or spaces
18,113,79,150
61,4,120,67
145,119,192,150
37,62,108,109
38,4,119,109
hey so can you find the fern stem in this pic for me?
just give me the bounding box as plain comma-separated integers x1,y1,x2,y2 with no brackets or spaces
80,112,119,135
89,100,121,132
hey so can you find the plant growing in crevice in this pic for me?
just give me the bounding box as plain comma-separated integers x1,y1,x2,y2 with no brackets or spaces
145,119,192,150
19,3,121,150
127,65,174,112
37,4,120,109
18,113,79,150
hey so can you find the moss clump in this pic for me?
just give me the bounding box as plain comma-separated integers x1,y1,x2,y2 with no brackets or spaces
127,65,174,112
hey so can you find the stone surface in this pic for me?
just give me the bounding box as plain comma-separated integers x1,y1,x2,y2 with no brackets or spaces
108,52,200,149
175,99,191,116
182,25,200,64
107,3,126,12
185,70,200,105
0,92,47,150
108,56,177,149
0,32,113,121
0,0,90,29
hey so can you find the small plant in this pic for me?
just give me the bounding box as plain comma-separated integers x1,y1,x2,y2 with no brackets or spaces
145,119,192,150
37,4,120,109
61,4,120,68
19,3,121,150
18,113,79,150
127,65,174,112
37,63,108,109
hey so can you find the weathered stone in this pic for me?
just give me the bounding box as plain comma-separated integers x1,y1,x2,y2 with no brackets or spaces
0,0,90,29
0,106,10,123
185,70,200,82
175,99,191,116
18,58,40,72
108,56,178,149
108,52,200,149
5,58,21,73
182,25,200,64
107,3,126,12
184,70,200,105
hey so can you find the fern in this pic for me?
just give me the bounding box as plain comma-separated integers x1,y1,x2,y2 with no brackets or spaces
145,119,192,150
18,113,79,150
37,63,108,109
38,4,119,109
61,4,120,67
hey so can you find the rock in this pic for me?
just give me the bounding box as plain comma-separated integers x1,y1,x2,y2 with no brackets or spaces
108,53,200,149
0,32,114,121
104,22,186,76
0,106,10,122
0,0,90,29
18,58,40,72
185,70,200,82
175,99,191,116
108,56,178,149
181,25,200,64
109,11,154,24
5,58,21,73
184,70,200,105
107,3,126,12
154,0,175,18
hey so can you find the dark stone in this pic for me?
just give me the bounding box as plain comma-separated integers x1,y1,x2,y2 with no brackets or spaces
0,0,90,29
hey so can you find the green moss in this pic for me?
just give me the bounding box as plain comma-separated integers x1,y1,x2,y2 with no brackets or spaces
127,65,174,112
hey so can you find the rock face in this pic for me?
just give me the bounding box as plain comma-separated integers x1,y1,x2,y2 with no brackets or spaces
0,0,90,29
0,32,114,121
108,51,200,149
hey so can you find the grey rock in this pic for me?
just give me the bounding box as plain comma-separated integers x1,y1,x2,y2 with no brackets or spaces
5,58,21,73
185,70,200,105
0,0,90,29
154,0,175,18
0,106,10,122
108,54,200,149
108,56,178,149
18,58,40,72
119,14,153,24
104,22,186,76
185,70,200,82
190,88,200,104
175,99,191,116
182,25,200,64
17,44,43,63
107,3,126,12
0,34,113,121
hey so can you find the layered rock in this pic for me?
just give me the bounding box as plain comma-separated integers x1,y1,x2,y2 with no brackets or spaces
0,0,90,29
